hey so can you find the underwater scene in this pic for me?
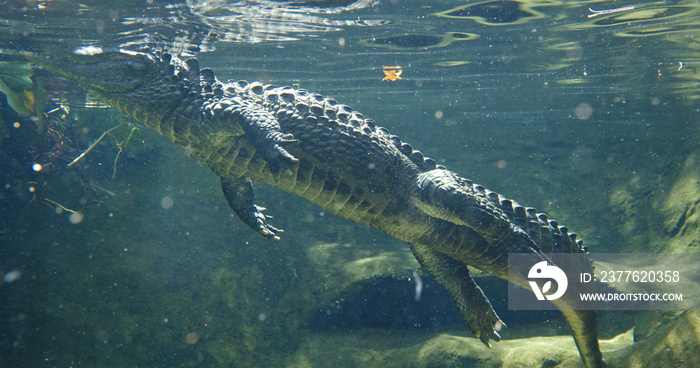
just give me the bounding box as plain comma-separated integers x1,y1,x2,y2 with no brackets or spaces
1,0,699,367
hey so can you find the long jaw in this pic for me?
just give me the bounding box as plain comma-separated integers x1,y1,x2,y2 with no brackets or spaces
30,48,158,94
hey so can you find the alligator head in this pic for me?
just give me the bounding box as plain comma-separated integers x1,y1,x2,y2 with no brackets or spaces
33,47,160,94
30,47,184,124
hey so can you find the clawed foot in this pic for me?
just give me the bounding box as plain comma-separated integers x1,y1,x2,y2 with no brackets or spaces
265,132,298,173
221,176,284,240
249,204,283,240
469,305,506,348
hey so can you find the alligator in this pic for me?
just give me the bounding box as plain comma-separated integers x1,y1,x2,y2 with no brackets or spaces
28,48,605,368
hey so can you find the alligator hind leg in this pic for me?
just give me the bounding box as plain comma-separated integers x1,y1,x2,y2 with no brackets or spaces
414,169,538,254
221,176,283,240
409,242,505,347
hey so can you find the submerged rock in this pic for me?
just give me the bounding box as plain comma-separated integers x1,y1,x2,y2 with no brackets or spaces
286,310,699,368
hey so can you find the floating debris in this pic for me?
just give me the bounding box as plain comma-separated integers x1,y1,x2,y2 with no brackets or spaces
382,66,402,81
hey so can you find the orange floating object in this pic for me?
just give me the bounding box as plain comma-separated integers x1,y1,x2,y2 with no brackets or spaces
382,66,402,81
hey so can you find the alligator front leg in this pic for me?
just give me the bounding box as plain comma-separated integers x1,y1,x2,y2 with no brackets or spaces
409,242,505,347
221,176,283,240
220,97,299,172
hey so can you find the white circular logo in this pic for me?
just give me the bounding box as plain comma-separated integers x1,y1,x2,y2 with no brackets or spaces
527,261,568,301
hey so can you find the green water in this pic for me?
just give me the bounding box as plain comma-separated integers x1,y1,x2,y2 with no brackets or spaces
1,0,699,367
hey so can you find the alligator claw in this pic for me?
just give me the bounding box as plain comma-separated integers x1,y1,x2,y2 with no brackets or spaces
466,294,506,348
251,205,283,240
267,135,299,172
221,177,284,240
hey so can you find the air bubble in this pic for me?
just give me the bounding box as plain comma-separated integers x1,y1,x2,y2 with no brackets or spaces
69,212,84,224
161,196,174,209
